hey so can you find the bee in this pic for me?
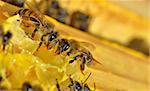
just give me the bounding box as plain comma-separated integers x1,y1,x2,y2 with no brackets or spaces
55,39,101,73
16,8,101,73
15,8,59,51
0,26,12,51
68,73,95,91
46,0,69,24
15,7,55,40
16,1,101,73
15,8,44,39
70,11,90,31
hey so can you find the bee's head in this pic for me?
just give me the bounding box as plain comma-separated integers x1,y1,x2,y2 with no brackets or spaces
74,81,82,90
82,50,93,64
48,31,58,41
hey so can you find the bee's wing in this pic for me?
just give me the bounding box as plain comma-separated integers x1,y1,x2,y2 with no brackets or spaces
25,0,52,26
78,41,95,51
25,0,54,27
25,0,41,16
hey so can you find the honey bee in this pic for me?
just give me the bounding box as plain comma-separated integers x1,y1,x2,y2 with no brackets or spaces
0,26,12,51
15,7,61,51
14,6,55,40
68,73,94,91
15,8,101,73
47,0,69,24
15,8,59,51
16,1,101,73
70,11,90,31
15,8,46,39
55,39,101,73
56,73,94,91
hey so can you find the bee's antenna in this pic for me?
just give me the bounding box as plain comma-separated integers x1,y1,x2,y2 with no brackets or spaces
82,73,91,84
93,58,102,65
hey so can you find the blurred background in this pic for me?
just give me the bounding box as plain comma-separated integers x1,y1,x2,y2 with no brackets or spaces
108,0,149,18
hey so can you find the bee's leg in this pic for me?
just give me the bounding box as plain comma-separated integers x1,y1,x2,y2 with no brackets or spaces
69,54,80,63
68,84,73,91
80,63,85,75
46,42,50,49
69,59,74,64
2,44,6,51
55,40,62,55
36,41,42,51
80,59,86,75
69,75,74,85
67,49,72,56
31,28,38,38
36,34,46,51
48,40,59,50
56,79,61,91
68,75,74,90
55,46,61,55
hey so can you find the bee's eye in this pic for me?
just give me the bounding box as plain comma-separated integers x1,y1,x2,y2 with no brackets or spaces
22,82,32,91
49,32,57,41
75,81,82,90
